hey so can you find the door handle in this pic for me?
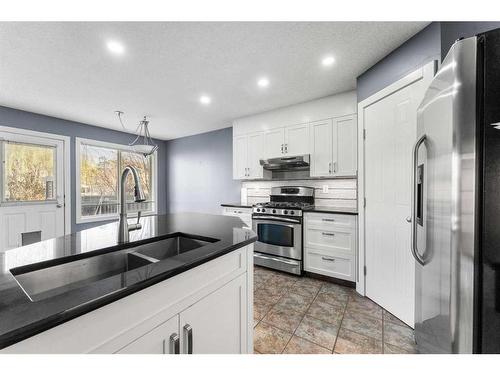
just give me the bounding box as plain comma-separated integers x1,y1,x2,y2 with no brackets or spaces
183,324,193,354
411,134,426,266
56,203,63,208
406,216,412,223
166,333,180,354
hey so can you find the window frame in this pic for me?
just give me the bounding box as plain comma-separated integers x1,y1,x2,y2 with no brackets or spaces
75,137,158,224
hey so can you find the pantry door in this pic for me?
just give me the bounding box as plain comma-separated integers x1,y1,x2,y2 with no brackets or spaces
0,127,69,252
358,62,435,327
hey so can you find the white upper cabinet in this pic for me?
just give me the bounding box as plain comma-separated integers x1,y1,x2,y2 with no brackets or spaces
310,119,333,177
263,127,285,158
233,135,248,179
285,123,310,156
231,91,358,180
247,132,264,179
309,115,357,178
233,132,265,179
334,115,357,177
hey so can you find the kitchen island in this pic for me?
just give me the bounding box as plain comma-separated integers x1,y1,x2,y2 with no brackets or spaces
0,213,256,353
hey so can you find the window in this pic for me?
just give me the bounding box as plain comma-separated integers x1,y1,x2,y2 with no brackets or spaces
76,138,157,223
2,142,56,202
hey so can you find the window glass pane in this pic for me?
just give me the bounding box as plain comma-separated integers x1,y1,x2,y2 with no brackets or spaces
80,144,118,217
121,151,153,213
3,142,56,202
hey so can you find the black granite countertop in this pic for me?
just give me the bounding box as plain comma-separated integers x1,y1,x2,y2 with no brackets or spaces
304,206,358,215
221,203,252,209
0,213,257,349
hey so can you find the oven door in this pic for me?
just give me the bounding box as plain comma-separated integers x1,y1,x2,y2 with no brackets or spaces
252,216,302,260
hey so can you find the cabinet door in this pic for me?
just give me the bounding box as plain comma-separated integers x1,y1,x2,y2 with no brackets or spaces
117,315,179,354
309,119,333,177
285,123,310,155
263,127,285,158
333,115,357,176
233,135,248,179
247,131,265,179
179,274,247,354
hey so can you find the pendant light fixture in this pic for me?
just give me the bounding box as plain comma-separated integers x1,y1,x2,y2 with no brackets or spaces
115,111,158,157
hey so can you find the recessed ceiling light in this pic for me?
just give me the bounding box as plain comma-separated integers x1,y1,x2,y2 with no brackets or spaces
200,95,211,105
321,55,335,67
257,77,270,88
106,40,125,55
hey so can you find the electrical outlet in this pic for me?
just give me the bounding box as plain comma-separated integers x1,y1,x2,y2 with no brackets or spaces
322,185,329,194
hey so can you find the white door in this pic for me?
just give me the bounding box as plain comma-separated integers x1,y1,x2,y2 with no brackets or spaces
263,127,284,158
285,123,309,155
309,119,333,177
362,65,433,327
0,131,66,251
179,274,247,354
247,132,264,179
117,315,179,354
334,115,357,177
233,135,248,179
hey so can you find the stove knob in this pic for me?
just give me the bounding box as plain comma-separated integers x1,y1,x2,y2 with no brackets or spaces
272,209,276,214
290,210,295,215
256,208,261,212
284,210,288,215
262,208,266,213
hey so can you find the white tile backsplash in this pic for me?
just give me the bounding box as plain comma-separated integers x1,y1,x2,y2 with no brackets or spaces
241,178,358,208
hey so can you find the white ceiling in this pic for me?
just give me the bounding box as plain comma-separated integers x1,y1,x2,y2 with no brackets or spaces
0,22,428,140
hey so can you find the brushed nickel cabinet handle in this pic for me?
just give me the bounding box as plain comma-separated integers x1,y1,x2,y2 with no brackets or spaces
322,256,336,262
322,232,335,236
322,218,335,222
166,333,180,354
183,324,193,354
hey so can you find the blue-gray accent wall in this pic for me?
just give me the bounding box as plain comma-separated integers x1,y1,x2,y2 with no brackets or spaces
356,22,442,102
0,105,167,232
165,127,241,215
356,22,500,103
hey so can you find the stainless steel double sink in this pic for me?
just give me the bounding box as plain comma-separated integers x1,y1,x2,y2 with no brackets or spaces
10,234,218,302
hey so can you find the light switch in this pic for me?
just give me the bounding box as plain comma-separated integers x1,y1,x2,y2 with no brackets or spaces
322,185,329,194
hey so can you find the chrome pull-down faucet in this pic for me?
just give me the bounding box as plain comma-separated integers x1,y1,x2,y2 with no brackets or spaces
118,165,146,243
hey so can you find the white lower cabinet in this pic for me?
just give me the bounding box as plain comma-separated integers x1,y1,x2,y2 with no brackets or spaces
2,245,253,354
118,315,180,354
179,274,246,354
304,212,357,281
221,206,252,228
119,274,246,354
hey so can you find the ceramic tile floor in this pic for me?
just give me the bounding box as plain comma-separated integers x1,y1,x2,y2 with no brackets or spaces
253,266,418,354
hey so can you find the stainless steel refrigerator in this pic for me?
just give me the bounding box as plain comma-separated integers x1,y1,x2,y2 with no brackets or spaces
413,28,500,354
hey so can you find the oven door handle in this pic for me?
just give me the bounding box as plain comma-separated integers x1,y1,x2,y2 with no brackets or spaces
254,252,300,265
252,215,301,224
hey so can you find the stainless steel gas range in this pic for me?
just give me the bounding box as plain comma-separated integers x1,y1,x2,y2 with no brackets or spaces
252,186,314,275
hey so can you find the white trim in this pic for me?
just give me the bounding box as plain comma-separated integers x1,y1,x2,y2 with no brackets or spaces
356,61,436,296
75,137,158,224
0,125,72,235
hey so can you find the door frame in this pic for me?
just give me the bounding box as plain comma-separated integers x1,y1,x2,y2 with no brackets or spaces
0,125,71,236
356,61,436,295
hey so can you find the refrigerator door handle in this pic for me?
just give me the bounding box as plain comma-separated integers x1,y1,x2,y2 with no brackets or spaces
411,134,427,266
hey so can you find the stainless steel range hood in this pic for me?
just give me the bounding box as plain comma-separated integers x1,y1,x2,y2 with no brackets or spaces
260,154,310,171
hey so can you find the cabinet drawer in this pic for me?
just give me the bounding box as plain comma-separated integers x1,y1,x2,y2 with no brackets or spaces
305,227,355,255
304,212,356,231
305,249,354,281
222,207,252,215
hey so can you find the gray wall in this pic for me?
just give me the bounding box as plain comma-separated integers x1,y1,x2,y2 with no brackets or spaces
441,22,500,58
357,22,500,103
0,105,167,232
165,127,241,214
356,22,442,102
